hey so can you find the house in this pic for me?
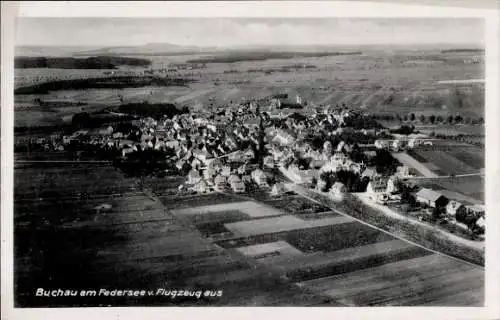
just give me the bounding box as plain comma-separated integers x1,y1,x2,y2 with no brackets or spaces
122,147,135,158
62,135,72,144
191,158,203,170
466,204,485,217
230,180,246,193
228,174,241,184
310,159,326,170
446,200,466,217
187,169,202,184
415,188,448,208
220,165,231,177
237,164,247,175
408,139,418,148
349,163,362,174
270,183,286,197
316,177,328,191
175,159,186,171
264,155,275,168
392,140,402,151
214,175,228,192
336,141,345,153
396,165,410,177
364,150,377,158
112,132,124,139
228,150,244,163
243,148,255,161
286,165,315,184
251,169,268,187
330,182,347,196
191,179,209,193
361,167,378,180
203,166,217,180
374,140,389,149
386,176,399,194
331,152,346,164
242,175,252,184
476,216,485,228
366,177,389,201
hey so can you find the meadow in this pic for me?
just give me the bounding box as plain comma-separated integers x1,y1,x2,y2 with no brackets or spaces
14,47,484,129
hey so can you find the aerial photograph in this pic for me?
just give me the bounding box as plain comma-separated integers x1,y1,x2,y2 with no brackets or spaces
13,17,485,307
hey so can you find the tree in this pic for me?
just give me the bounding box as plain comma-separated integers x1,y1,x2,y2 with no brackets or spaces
447,115,454,124
72,112,91,129
429,115,436,124
454,114,463,123
419,114,426,123
431,207,442,222
410,113,416,121
403,115,408,121
436,115,444,123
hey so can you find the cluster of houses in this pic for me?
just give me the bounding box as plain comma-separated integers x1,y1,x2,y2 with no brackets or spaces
22,93,484,233
414,188,485,227
374,136,433,151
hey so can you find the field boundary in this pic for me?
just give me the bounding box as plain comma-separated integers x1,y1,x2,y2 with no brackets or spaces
284,183,484,269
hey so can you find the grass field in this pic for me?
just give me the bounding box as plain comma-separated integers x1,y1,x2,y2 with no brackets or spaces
298,253,483,306
392,152,438,177
172,200,285,219
410,175,484,202
15,48,484,129
224,215,353,237
408,149,479,175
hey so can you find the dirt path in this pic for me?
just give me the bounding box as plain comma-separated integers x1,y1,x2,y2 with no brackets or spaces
392,152,438,177
354,192,484,251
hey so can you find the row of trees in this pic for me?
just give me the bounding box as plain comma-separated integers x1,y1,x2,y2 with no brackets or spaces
373,113,484,125
316,170,370,193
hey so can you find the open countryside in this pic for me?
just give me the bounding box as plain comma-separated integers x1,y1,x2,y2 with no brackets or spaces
14,18,485,307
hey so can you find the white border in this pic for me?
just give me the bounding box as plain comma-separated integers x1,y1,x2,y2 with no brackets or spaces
2,2,499,320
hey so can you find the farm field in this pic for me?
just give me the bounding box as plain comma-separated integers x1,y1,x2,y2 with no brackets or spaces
392,152,438,177
392,144,484,177
14,157,485,306
409,175,484,202
224,214,354,237
15,48,485,129
408,149,478,175
172,200,285,219
15,162,334,307
298,253,483,306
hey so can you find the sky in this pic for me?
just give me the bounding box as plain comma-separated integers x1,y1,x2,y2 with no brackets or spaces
15,18,484,48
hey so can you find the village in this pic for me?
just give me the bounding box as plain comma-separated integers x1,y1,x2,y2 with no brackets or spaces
17,92,485,244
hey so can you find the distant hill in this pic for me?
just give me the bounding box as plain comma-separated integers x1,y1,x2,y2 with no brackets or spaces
15,46,102,57
72,43,219,56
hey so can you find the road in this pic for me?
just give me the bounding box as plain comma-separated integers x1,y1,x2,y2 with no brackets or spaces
283,182,483,269
401,172,484,180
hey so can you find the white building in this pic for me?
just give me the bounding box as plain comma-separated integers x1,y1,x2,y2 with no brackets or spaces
386,176,399,194
191,179,209,193
230,180,246,193
270,183,286,196
446,200,466,217
264,155,275,168
375,140,389,149
330,182,347,196
251,169,268,187
187,169,202,184
214,174,228,192
366,177,389,201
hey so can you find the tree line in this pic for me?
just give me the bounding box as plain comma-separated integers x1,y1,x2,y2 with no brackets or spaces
373,113,484,125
